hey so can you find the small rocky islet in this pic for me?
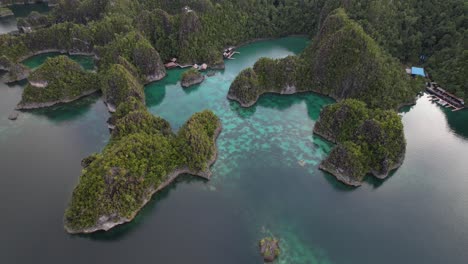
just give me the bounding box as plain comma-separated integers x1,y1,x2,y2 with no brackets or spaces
259,237,280,262
181,68,205,88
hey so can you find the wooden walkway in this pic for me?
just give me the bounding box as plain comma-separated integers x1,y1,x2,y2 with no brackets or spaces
427,84,465,112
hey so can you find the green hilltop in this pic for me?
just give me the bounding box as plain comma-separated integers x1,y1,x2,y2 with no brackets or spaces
228,8,423,109
314,99,406,186
17,56,99,109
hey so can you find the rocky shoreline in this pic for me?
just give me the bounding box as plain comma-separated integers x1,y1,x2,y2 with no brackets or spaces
319,152,405,186
16,89,98,110
370,152,405,180
64,123,223,234
319,163,363,187
227,86,314,108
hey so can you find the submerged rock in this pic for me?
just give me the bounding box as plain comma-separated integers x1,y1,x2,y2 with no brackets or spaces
206,71,216,77
8,112,19,121
210,60,225,70
259,237,280,262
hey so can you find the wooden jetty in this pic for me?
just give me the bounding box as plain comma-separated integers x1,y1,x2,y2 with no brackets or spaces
223,47,239,59
426,82,465,112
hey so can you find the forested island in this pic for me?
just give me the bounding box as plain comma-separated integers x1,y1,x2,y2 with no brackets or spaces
0,0,465,231
0,0,465,100
314,100,406,186
228,8,423,109
181,68,204,88
60,51,222,232
17,56,99,109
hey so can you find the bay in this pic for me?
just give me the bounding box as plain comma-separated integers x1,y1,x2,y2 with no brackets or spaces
0,36,467,264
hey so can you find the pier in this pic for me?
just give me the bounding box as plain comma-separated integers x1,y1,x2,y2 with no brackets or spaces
426,82,465,112
223,47,239,59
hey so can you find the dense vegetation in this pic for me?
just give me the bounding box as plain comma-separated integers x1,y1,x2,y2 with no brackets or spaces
229,9,423,109
100,63,145,110
314,99,406,185
18,56,99,108
0,0,465,98
64,108,221,231
96,31,166,83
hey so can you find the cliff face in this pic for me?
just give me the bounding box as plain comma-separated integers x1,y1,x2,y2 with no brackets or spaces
227,68,261,107
299,8,420,109
101,63,145,111
314,99,406,186
132,40,166,82
17,56,99,109
97,32,166,84
228,8,422,110
7,63,30,83
0,55,12,71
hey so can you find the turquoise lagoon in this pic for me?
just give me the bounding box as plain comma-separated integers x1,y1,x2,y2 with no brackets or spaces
0,37,467,263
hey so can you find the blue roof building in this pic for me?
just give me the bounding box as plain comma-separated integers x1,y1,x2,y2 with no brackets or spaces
411,67,425,77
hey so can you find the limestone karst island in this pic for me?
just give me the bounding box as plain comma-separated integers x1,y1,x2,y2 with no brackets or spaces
0,1,467,264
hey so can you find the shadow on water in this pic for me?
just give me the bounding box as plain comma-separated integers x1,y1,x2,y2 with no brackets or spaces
229,91,335,120
228,93,315,119
362,167,401,189
79,175,208,241
22,53,95,71
182,83,202,95
145,85,166,108
229,100,257,119
25,93,103,123
322,169,393,191
9,3,50,18
363,174,387,189
399,104,416,114
443,108,468,139
321,170,356,192
5,79,28,87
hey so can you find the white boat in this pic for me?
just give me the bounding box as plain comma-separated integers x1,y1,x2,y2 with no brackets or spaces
437,100,447,106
